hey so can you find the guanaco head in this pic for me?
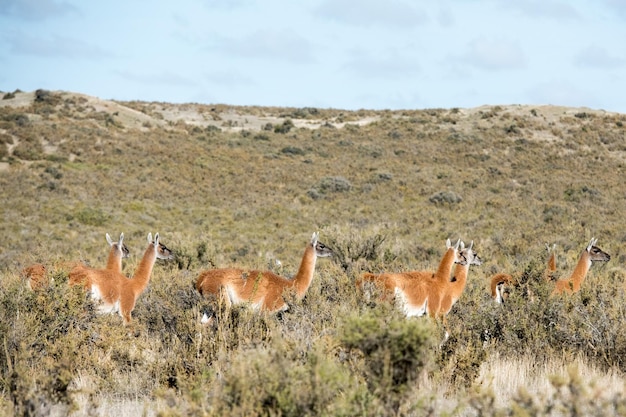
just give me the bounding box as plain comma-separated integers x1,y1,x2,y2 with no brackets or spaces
311,232,333,258
148,233,175,260
447,238,466,265
460,241,482,266
585,237,610,263
106,232,130,258
494,281,507,304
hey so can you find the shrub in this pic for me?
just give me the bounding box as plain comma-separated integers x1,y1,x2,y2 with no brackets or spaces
325,231,387,273
318,176,352,193
206,342,370,416
274,119,294,134
339,307,436,414
69,206,110,226
281,146,305,156
428,190,462,205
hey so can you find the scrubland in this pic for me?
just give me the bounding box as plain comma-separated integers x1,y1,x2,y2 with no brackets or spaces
1,89,625,416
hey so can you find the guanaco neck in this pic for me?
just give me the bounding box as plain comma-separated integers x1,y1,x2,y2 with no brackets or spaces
451,262,470,293
568,250,592,292
291,244,317,298
547,252,556,272
105,245,123,272
494,283,504,304
434,248,456,282
490,274,511,300
131,243,157,294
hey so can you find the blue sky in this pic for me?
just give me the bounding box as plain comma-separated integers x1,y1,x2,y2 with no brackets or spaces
1,0,625,112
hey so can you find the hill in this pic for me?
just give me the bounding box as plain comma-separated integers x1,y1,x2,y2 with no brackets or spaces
1,89,625,415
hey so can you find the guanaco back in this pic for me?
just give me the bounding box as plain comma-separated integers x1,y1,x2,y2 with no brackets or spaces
69,233,130,288
551,238,610,296
359,239,464,318
23,232,129,291
196,232,332,313
71,233,174,325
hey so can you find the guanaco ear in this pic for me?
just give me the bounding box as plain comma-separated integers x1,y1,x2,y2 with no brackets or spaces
154,233,160,246
311,232,319,246
454,239,461,250
459,241,465,250
147,233,153,244
468,241,474,250
106,233,114,246
118,233,124,246
587,237,597,252
446,238,451,248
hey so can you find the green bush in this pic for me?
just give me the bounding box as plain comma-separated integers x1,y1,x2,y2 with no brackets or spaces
339,307,436,413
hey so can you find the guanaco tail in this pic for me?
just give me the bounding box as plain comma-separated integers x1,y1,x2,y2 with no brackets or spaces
195,232,332,313
551,237,610,296
70,233,174,325
358,238,464,318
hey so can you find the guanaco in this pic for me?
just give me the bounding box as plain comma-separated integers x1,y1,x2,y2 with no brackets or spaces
544,243,557,281
438,241,482,319
23,232,129,291
195,232,332,313
551,238,610,296
490,273,515,304
21,263,48,291
358,239,464,318
70,233,174,325
69,233,130,288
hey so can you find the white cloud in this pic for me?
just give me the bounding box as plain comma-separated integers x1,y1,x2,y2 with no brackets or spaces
314,0,428,28
341,48,420,79
458,38,526,71
200,0,251,10
602,0,626,20
204,70,254,87
495,0,580,20
5,31,113,59
0,0,77,20
114,70,198,87
526,80,598,108
573,45,625,68
436,6,455,27
212,29,314,64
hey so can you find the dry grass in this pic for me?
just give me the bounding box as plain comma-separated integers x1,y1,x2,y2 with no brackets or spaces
1,89,626,416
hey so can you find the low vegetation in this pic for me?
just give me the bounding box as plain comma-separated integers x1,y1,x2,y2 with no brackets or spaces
1,90,626,416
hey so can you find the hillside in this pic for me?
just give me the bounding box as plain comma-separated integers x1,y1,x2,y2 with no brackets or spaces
1,89,625,415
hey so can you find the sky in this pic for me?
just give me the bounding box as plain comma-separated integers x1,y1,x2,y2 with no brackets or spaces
1,0,625,112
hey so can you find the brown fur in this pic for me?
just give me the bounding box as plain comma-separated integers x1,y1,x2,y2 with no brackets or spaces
358,239,463,318
196,232,332,313
70,233,173,325
69,233,129,289
21,263,48,291
490,273,515,303
544,243,557,281
438,242,482,319
551,238,610,296
23,233,128,291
